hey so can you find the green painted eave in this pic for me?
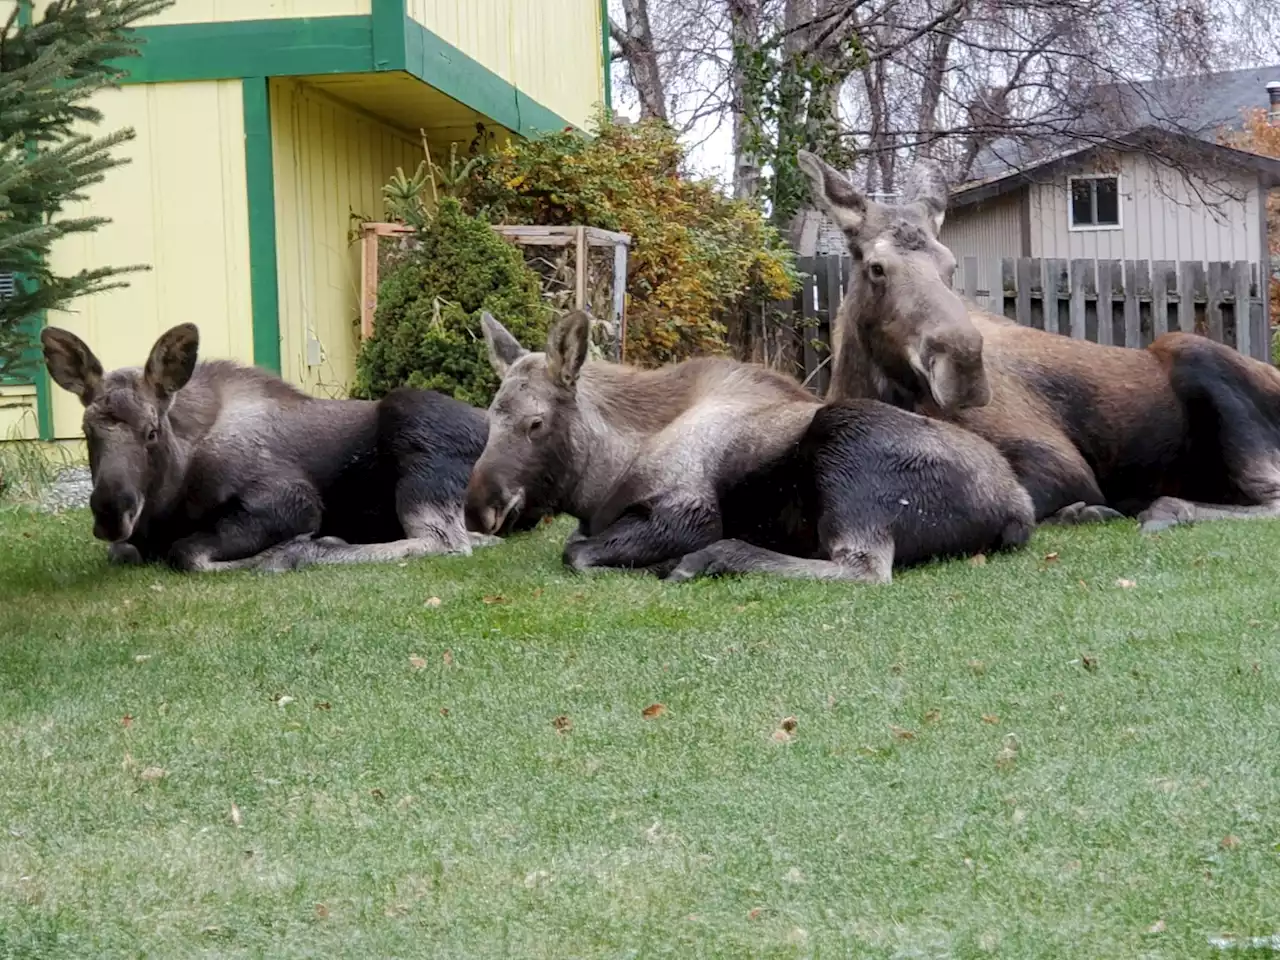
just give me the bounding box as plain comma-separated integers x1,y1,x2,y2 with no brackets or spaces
112,11,576,138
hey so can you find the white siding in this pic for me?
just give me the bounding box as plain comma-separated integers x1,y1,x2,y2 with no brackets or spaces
940,192,1024,264
1026,153,1260,263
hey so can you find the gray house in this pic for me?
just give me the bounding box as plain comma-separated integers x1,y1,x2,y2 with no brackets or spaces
940,67,1280,272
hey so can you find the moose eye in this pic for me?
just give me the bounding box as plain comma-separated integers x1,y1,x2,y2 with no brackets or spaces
527,417,544,436
868,262,886,280
146,427,158,443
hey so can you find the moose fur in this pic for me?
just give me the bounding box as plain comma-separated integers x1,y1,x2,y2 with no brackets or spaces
799,148,1280,532
464,309,1035,583
41,323,512,572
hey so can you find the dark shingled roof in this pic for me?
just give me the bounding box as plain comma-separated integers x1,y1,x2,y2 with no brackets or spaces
965,64,1280,184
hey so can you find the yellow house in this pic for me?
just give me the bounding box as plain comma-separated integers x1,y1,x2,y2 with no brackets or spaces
1,0,608,442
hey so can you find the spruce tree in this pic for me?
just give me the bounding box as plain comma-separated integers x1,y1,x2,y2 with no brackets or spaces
0,0,171,378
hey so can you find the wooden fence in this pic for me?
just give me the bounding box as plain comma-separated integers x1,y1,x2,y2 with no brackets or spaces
787,256,1273,392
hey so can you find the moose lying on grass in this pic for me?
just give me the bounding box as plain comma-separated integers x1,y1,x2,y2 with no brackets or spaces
464,309,1034,583
797,148,1280,533
41,322,521,572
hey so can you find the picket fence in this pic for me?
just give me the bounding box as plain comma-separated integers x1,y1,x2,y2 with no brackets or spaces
788,255,1273,393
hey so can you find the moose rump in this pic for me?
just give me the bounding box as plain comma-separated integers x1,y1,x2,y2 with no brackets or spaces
465,309,1034,583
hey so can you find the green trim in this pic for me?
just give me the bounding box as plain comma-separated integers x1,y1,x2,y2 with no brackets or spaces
242,78,281,374
112,14,577,136
118,17,375,84
600,0,612,116
17,1,53,439
400,16,570,137
370,0,406,71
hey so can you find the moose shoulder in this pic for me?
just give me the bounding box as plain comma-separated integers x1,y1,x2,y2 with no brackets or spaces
41,323,517,572
465,309,1034,583
798,148,1280,531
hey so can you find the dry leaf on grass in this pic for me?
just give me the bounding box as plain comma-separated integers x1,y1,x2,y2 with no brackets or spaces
424,597,442,608
442,650,454,667
890,725,915,741
139,766,166,781
771,728,793,744
981,714,1000,725
314,701,331,711
408,655,427,671
121,715,133,728
996,734,1020,769
969,553,987,566
748,907,766,921
1043,552,1060,562
923,709,941,724
315,903,329,920
276,695,295,707
552,715,572,734
133,654,152,664
1147,919,1166,934
1115,578,1137,589
968,659,987,676
642,703,666,719
1081,654,1098,672
482,594,509,605
780,716,798,733
230,803,242,827
1221,835,1241,850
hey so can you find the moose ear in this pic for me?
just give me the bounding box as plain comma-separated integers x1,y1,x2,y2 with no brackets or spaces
797,149,867,235
900,158,950,234
143,323,199,402
545,310,591,389
480,311,528,379
42,327,104,406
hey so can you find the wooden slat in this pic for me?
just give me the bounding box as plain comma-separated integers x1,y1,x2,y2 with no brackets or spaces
1069,259,1091,339
1047,258,1068,335
963,255,978,307
1152,260,1173,338
801,261,819,391
1206,261,1227,343
1096,260,1114,346
1233,260,1252,357
822,254,842,397
1015,258,1034,326
1000,258,1016,321
1251,263,1270,362
1125,260,1144,348
359,229,378,340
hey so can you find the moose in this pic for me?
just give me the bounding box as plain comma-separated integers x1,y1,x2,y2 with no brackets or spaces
41,322,521,572
797,149,1280,533
464,309,1035,583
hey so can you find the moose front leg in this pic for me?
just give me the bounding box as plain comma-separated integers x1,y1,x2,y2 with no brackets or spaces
166,481,323,572
562,498,722,574
665,534,895,584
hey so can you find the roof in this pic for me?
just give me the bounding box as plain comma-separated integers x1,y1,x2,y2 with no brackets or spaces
952,125,1280,208
963,63,1280,187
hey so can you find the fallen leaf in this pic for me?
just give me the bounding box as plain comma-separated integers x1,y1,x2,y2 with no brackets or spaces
982,714,1000,724
133,654,152,664
780,716,798,733
315,903,329,920
121,715,133,728
1221,834,1241,850
923,709,941,724
139,766,166,781
771,728,794,743
1081,654,1098,672
1147,919,1166,934
442,650,454,667
645,821,662,843
440,707,450,716
996,734,1020,769
532,588,544,599
748,907,765,921
230,803,242,827
783,866,805,884
315,701,331,711
424,597,442,608
890,725,915,740
1116,578,1137,589
969,553,987,566
370,789,386,801
968,659,987,676
1043,552,1060,562
642,703,667,719
482,594,509,605
552,715,572,733
1012,807,1027,825
149,584,165,593
276,695,295,707
408,655,427,671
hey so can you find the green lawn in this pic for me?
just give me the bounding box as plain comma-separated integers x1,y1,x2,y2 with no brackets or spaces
2,510,1279,958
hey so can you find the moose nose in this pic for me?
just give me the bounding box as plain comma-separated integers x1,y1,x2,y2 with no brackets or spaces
90,488,141,542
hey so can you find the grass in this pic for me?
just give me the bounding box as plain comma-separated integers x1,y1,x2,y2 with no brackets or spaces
2,511,1279,958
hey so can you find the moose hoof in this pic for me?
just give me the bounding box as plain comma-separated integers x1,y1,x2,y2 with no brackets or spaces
665,548,722,583
107,542,144,566
1138,496,1193,534
468,532,503,550
1044,501,1125,526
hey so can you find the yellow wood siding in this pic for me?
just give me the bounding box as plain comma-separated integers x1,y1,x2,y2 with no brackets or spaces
44,81,254,440
17,0,369,24
408,0,604,130
0,386,39,442
270,78,423,397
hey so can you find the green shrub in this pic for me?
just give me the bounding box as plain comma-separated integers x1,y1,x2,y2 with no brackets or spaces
352,198,552,407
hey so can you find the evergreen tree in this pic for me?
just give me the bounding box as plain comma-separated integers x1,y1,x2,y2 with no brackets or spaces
0,0,171,377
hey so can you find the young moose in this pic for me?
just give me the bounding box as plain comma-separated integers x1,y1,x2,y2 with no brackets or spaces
798,148,1280,532
465,310,1034,583
42,323,507,572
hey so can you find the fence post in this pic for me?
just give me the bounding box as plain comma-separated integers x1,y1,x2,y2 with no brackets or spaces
1233,260,1252,357
1152,261,1173,338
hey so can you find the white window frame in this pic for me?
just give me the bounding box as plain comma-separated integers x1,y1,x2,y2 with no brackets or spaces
1066,173,1122,232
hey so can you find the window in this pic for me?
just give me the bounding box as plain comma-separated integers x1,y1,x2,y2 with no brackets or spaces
0,272,14,300
1068,175,1120,229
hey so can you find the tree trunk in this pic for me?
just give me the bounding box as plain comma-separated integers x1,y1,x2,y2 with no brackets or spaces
610,0,668,122
728,0,762,202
